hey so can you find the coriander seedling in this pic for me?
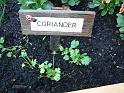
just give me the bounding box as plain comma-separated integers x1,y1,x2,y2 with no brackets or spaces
38,60,61,81
0,37,23,59
20,50,37,69
38,51,61,81
59,40,91,66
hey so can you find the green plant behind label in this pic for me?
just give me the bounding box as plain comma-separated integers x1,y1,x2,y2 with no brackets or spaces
18,0,54,9
88,0,123,16
61,0,80,6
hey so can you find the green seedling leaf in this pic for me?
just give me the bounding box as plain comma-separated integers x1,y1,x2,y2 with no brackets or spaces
120,34,124,40
82,53,88,56
51,51,57,55
63,48,69,55
63,55,69,61
81,56,91,66
117,13,124,27
0,44,4,48
116,13,124,40
54,73,61,81
48,63,52,68
7,52,13,57
39,64,45,74
31,59,37,67
119,27,124,33
71,40,79,48
22,63,25,68
0,37,4,44
40,68,45,74
59,45,64,51
20,50,27,57
1,48,6,52
12,47,17,51
44,61,48,64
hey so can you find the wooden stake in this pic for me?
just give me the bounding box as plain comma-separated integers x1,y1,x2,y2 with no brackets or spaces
50,36,60,50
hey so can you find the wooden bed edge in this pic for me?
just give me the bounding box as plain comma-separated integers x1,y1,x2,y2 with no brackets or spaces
66,83,124,93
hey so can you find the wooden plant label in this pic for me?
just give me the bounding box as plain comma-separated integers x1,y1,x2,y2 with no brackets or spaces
19,10,95,37
31,17,84,33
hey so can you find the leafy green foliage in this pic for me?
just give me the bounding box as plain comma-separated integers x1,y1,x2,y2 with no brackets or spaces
61,0,80,6
20,50,37,69
59,40,91,66
0,37,23,59
117,13,124,40
20,50,61,81
18,0,54,10
88,0,123,16
39,61,61,81
0,0,5,7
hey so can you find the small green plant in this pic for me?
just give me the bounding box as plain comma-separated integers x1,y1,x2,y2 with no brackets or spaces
116,13,124,40
18,0,54,10
88,0,123,16
0,0,6,26
39,51,61,81
59,40,91,66
20,50,37,69
39,61,61,81
0,37,23,59
61,0,80,6
20,50,61,81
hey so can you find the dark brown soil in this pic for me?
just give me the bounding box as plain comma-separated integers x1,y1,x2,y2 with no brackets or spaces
0,0,124,93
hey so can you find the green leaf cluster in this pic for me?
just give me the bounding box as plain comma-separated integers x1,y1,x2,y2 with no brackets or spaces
18,0,54,10
59,40,91,66
0,0,5,7
88,0,123,16
61,0,80,6
0,37,23,59
20,50,37,69
20,50,61,81
39,61,61,81
117,13,124,40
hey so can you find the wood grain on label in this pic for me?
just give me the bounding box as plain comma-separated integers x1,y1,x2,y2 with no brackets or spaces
19,10,95,37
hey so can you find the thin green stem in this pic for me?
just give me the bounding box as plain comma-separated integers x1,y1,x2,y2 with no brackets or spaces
27,56,32,62
22,57,33,69
52,54,55,68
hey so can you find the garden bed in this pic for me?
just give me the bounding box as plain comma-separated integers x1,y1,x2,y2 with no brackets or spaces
0,0,124,93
